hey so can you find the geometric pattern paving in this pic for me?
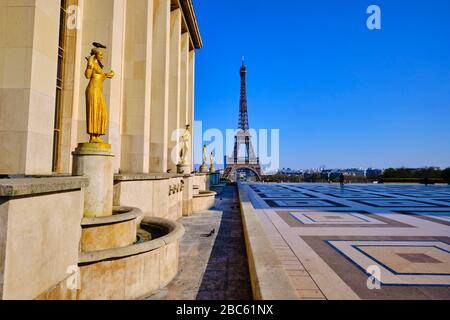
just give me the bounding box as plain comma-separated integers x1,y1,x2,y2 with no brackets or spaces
327,240,450,285
351,199,446,208
290,211,387,225
244,183,450,300
394,211,450,227
278,210,413,228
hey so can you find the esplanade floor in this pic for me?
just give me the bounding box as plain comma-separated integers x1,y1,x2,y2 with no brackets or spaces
242,183,450,300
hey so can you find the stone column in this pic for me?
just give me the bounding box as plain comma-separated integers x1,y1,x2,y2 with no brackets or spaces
187,50,196,172
75,0,125,173
179,33,190,144
61,0,84,174
167,9,181,173
120,0,153,173
0,0,60,175
149,0,170,173
108,0,126,173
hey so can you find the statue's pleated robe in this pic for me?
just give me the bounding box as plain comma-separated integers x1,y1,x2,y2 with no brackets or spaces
85,62,108,136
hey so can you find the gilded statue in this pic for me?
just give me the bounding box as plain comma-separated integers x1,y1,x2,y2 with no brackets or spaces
179,125,191,165
85,43,115,144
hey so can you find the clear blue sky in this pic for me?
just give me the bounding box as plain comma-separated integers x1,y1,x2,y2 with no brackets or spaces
193,0,450,170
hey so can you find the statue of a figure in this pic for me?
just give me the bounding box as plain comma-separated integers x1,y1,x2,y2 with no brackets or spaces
209,151,216,173
202,145,208,165
85,43,115,143
179,125,191,165
199,144,209,173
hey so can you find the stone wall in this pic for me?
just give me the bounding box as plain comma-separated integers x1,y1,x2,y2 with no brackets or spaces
113,174,185,221
0,177,87,300
193,173,209,191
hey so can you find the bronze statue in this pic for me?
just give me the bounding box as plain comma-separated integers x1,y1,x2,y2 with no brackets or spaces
85,43,114,143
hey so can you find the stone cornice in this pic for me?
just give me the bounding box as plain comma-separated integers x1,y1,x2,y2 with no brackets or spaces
178,0,203,49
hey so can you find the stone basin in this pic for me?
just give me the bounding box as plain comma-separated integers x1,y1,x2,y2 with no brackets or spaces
81,206,142,252
78,212,185,300
192,190,217,213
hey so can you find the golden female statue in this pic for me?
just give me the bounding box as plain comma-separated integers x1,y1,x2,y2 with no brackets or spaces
85,44,114,143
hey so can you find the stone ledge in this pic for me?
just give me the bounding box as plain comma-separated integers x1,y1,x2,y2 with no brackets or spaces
81,206,143,227
114,172,186,182
0,176,89,197
194,172,209,176
238,184,298,300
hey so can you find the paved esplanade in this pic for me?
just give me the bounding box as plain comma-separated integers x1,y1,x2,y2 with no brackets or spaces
242,183,450,300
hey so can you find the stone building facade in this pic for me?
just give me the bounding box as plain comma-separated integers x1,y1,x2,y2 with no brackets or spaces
0,0,200,176
0,0,218,300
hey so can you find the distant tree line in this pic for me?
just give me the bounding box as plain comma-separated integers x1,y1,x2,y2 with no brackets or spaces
378,167,450,184
261,167,450,184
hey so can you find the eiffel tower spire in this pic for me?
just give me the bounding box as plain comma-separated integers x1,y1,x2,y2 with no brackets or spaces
239,58,249,131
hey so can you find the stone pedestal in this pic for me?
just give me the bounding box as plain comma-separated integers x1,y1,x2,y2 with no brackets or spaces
177,163,191,174
199,164,208,173
72,143,114,218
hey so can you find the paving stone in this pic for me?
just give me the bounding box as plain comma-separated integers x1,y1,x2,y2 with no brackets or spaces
245,183,450,300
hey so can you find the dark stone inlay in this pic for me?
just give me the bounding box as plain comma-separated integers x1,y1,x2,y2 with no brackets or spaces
265,199,347,208
398,253,442,264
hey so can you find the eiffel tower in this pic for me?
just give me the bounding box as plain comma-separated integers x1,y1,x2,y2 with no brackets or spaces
223,59,262,182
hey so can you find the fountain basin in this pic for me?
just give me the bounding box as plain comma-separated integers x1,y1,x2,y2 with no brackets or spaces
192,190,217,213
81,207,142,252
78,216,185,300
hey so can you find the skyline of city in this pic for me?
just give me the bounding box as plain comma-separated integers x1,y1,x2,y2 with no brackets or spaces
193,0,450,169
